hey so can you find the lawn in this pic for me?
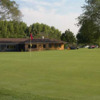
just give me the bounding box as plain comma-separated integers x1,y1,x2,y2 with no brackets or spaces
0,49,100,100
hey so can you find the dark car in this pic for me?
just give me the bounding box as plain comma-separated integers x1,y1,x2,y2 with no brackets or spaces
69,46,79,50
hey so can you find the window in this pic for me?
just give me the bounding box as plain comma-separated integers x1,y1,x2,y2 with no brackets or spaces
28,44,37,48
28,45,30,48
49,44,52,48
7,45,15,49
59,44,61,47
32,44,37,48
43,44,46,48
54,44,57,48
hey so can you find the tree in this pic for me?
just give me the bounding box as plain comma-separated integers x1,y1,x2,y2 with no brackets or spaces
27,23,61,40
0,20,27,38
77,19,99,44
61,29,76,43
78,0,100,26
77,0,100,44
0,0,22,21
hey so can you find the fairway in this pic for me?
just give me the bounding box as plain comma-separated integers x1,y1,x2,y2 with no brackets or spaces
0,49,100,100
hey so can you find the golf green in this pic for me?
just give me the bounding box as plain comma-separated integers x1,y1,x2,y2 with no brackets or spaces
0,49,100,100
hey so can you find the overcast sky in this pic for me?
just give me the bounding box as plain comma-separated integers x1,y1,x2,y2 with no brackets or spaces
14,0,85,35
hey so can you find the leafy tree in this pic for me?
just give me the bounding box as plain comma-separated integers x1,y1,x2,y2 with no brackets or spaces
77,0,100,44
9,22,14,34
28,23,61,40
61,29,76,43
78,0,100,25
0,0,22,21
0,20,27,38
77,19,99,44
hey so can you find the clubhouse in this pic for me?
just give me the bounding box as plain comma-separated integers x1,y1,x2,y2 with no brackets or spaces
0,38,65,52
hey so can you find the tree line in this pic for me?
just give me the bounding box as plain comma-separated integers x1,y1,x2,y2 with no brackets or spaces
0,21,62,40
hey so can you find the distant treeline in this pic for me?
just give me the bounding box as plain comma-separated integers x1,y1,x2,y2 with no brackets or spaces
0,21,61,40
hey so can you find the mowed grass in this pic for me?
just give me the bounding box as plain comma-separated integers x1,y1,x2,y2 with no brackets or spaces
0,49,100,100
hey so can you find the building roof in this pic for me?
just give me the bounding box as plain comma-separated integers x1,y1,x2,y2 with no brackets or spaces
26,39,65,44
0,38,66,44
0,38,28,44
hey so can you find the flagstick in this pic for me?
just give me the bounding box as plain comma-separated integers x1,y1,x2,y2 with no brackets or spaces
29,33,33,60
30,37,31,57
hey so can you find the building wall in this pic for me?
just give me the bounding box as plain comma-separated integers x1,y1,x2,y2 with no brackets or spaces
0,43,64,52
48,43,64,50
25,43,64,51
0,44,19,52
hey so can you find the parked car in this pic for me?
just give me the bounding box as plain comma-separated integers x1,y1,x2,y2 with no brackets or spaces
84,45,89,48
88,45,96,49
69,46,79,50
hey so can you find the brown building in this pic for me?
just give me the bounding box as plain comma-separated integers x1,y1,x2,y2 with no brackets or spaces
0,38,65,52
